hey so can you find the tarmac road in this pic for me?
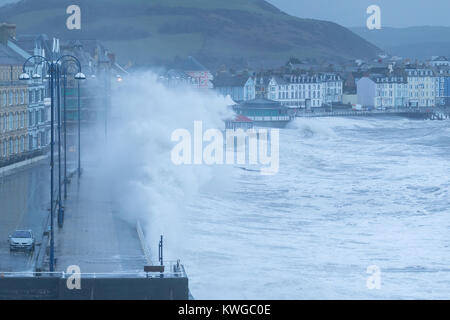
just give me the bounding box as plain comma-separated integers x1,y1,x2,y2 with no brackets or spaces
0,162,49,272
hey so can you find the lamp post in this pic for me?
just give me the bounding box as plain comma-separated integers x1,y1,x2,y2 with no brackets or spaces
55,56,85,227
57,58,84,199
56,64,63,227
20,55,85,271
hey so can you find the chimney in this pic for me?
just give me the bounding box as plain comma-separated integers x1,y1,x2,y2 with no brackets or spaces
0,23,16,44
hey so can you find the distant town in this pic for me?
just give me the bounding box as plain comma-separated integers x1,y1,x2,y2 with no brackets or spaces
2,20,450,169
161,55,450,112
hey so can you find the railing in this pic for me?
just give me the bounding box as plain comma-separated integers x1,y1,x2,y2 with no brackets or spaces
0,261,187,278
0,148,48,169
295,107,450,118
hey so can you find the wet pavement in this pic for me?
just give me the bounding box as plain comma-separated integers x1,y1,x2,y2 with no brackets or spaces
0,157,145,274
0,161,50,272
55,161,146,273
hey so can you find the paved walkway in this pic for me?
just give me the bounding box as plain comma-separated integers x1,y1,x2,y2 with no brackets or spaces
55,163,145,273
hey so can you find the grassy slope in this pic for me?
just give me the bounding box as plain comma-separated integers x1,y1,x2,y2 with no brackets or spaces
0,0,380,68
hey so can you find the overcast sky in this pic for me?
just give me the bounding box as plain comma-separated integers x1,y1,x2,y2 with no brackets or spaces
268,0,450,28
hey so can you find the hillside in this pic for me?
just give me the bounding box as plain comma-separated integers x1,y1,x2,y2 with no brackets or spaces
0,0,381,68
351,26,450,60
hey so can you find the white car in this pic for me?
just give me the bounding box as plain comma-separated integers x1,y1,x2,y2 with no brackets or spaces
9,230,35,252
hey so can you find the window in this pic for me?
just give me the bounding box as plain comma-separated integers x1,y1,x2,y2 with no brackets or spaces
9,113,13,131
20,90,24,104
8,91,12,105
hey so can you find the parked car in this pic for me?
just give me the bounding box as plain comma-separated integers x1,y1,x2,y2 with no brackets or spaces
8,230,35,252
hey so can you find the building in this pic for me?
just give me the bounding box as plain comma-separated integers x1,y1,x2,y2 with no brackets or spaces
26,81,47,152
267,73,343,109
233,98,291,128
254,76,271,99
321,73,343,105
213,73,255,102
162,69,197,87
225,114,253,130
0,43,30,165
171,56,213,89
405,66,436,107
434,67,450,106
430,56,450,67
357,74,408,109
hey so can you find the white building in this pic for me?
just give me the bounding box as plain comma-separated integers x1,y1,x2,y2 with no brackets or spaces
267,73,342,108
405,67,435,107
321,73,343,105
430,56,450,67
357,75,409,109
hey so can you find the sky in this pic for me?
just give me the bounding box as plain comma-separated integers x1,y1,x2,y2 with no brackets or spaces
267,0,450,28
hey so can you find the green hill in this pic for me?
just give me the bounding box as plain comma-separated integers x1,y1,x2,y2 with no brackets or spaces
0,0,381,68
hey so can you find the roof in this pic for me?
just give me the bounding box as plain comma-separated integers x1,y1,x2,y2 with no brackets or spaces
254,76,271,86
432,56,449,62
0,43,25,65
14,34,52,57
213,74,250,87
271,76,289,85
234,115,252,122
238,98,285,109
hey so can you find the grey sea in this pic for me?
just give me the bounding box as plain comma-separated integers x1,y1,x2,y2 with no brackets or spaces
181,117,450,299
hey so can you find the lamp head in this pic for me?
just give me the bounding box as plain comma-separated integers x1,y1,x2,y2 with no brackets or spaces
74,72,86,80
19,72,30,80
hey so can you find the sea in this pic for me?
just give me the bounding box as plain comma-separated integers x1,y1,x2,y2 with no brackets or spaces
180,116,450,299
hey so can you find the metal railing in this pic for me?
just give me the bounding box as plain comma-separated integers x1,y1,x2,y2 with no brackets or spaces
0,148,48,169
0,261,187,278
295,107,450,118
